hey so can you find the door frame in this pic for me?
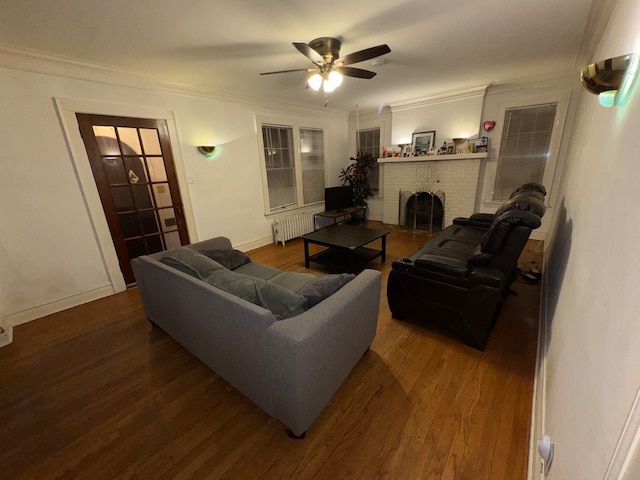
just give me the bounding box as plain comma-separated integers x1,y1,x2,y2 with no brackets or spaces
54,97,197,293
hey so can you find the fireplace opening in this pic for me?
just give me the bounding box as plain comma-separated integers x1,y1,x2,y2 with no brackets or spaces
400,190,445,233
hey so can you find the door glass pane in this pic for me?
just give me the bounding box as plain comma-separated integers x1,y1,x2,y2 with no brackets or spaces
139,211,160,234
147,157,168,182
132,185,154,209
158,208,177,232
118,212,142,238
125,238,146,259
102,157,127,185
111,186,134,211
146,234,163,254
124,157,148,184
153,183,173,208
117,127,142,154
140,128,162,155
164,231,181,249
93,126,119,155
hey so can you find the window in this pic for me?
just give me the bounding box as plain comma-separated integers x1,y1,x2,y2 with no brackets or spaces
300,128,325,204
259,122,325,213
493,103,557,200
357,128,381,195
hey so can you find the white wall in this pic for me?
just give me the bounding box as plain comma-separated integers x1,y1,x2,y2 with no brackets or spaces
0,66,348,326
389,87,486,147
541,0,640,478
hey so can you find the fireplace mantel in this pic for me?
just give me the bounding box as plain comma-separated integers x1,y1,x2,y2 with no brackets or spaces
377,152,488,164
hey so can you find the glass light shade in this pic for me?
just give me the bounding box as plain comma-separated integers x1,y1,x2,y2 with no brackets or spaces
598,90,617,107
323,71,343,92
308,73,323,91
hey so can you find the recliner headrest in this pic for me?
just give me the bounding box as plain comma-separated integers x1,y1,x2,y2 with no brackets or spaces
495,194,546,218
509,183,546,198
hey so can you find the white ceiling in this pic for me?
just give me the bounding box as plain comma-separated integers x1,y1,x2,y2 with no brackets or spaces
0,0,598,111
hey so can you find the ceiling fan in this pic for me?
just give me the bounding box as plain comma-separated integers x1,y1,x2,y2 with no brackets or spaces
260,37,391,93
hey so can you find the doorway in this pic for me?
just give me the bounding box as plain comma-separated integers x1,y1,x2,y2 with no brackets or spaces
77,114,189,285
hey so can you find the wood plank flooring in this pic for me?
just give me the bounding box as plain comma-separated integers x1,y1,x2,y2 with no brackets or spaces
0,223,542,479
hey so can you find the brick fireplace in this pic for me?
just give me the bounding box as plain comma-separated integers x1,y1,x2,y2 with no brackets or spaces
379,156,484,227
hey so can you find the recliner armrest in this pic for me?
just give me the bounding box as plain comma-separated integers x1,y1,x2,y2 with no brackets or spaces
453,213,495,228
413,254,470,278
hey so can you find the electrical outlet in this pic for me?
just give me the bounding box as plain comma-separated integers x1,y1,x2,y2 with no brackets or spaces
0,324,13,348
538,435,554,476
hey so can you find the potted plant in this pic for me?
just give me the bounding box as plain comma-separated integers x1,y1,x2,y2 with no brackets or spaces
339,152,376,223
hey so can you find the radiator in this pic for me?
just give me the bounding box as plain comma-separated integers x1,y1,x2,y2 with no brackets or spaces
273,213,315,245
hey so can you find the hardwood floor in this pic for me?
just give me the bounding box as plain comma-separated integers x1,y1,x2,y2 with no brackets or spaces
0,224,542,479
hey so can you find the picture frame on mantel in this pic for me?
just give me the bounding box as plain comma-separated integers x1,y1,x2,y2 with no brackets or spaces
412,131,436,156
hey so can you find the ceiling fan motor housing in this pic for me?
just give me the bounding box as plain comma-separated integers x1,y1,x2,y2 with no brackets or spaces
309,37,342,62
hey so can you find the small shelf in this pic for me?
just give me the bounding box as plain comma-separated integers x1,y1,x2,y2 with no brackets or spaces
377,152,488,164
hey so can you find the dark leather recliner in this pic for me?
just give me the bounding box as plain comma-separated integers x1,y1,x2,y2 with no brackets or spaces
387,184,546,350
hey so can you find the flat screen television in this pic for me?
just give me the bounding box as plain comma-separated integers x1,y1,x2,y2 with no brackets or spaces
324,185,354,212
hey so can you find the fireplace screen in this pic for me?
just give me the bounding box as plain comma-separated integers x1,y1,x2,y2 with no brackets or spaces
399,190,445,233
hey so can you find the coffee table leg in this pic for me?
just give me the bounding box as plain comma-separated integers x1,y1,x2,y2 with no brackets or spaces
381,235,387,262
304,239,310,268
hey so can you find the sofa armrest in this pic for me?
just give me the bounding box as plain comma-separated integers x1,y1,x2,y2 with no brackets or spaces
264,269,381,436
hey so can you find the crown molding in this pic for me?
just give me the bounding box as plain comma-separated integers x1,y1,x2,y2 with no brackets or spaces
0,44,347,118
389,85,489,112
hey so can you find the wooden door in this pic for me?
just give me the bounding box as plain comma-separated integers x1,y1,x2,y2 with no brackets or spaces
77,114,189,285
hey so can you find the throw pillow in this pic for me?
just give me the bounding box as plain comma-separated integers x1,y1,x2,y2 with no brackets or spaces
160,247,225,279
295,273,356,308
199,249,252,270
205,269,307,320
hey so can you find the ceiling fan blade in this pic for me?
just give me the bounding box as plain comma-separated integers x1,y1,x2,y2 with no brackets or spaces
338,44,391,66
293,42,324,64
338,66,377,79
259,68,314,75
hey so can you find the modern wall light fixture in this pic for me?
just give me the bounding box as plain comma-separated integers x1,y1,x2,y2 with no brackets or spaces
580,53,639,107
196,145,217,158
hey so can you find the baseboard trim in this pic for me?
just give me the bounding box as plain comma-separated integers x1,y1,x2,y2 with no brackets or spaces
604,385,640,478
528,247,549,480
7,284,116,327
235,235,276,252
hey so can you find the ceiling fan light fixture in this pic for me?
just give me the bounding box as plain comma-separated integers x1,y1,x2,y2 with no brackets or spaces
308,73,323,91
323,71,343,92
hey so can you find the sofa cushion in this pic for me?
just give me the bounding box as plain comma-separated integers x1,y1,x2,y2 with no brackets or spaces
295,273,356,308
233,261,282,280
199,249,252,270
268,271,316,291
161,247,225,279
205,269,307,320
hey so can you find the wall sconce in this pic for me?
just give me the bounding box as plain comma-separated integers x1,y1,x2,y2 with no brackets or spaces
580,53,639,107
196,145,216,158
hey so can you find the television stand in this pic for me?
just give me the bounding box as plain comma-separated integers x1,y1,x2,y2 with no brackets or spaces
314,206,366,230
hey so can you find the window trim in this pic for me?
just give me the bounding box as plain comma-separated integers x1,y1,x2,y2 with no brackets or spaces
256,115,326,216
481,90,572,207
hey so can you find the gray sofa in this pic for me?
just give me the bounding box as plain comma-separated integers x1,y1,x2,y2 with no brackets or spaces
131,236,382,437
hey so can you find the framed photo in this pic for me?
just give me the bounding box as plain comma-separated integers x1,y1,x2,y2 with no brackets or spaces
411,131,436,156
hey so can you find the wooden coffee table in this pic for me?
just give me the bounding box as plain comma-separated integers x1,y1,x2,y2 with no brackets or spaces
302,224,390,269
